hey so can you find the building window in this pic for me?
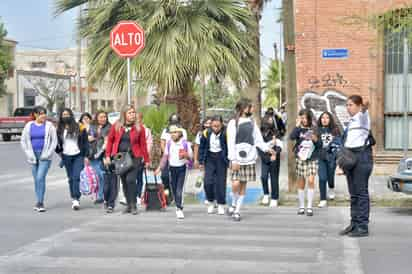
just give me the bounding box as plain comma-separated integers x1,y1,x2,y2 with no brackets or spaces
384,28,412,149
30,62,47,69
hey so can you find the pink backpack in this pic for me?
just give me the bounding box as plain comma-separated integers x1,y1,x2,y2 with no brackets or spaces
80,165,99,198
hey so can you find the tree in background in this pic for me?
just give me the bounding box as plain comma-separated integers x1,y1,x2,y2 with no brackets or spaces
262,59,284,110
0,21,12,98
55,0,257,134
194,79,240,110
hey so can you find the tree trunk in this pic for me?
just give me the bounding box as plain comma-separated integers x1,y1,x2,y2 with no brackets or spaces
283,0,298,192
165,84,200,137
245,12,262,125
150,135,162,170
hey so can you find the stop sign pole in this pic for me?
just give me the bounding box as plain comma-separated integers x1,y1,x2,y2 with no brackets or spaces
110,21,145,104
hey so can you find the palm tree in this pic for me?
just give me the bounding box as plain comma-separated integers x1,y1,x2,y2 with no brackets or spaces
55,0,257,134
247,0,271,122
262,59,284,109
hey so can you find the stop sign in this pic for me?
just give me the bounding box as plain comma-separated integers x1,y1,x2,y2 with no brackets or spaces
110,21,145,58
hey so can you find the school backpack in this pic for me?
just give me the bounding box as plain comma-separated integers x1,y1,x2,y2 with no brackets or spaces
142,170,167,211
166,139,193,169
80,165,99,198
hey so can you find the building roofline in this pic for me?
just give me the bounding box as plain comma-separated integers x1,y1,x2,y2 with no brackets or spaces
3,38,18,45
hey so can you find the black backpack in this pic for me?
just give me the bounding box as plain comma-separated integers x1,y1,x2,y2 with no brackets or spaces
142,170,167,211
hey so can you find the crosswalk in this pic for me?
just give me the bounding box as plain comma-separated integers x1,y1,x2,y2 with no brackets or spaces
0,203,361,274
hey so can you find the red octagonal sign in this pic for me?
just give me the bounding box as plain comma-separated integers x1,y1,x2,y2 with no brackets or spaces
110,21,145,58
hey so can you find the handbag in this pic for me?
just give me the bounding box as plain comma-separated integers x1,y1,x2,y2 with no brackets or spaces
113,150,134,176
336,148,357,171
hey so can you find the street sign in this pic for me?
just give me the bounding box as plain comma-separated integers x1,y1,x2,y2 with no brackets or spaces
110,21,145,58
322,48,349,59
110,21,145,104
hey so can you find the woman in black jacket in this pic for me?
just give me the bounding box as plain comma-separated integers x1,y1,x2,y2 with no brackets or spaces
56,108,89,210
258,114,283,207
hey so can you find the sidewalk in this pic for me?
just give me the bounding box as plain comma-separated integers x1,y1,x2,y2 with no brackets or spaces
185,152,410,205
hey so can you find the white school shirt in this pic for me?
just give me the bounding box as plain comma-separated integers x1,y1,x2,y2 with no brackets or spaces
209,132,222,153
167,139,193,167
344,111,370,148
63,129,80,156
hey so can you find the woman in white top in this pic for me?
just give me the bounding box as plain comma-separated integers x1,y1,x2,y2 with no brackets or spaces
227,98,276,221
339,95,374,238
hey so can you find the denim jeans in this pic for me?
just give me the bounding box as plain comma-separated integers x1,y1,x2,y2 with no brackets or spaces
90,159,104,200
169,165,186,210
32,151,51,204
318,158,336,201
62,153,84,200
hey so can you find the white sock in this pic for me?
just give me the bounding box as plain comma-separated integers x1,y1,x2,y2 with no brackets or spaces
231,192,239,208
235,195,244,213
307,188,314,209
298,189,305,209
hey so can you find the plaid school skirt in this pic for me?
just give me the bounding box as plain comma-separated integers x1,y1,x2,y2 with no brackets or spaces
296,159,318,178
231,164,256,183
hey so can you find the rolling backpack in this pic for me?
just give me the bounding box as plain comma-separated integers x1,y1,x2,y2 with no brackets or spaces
79,164,99,198
142,169,167,211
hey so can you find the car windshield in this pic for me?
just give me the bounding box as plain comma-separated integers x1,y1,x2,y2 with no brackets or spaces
14,108,33,117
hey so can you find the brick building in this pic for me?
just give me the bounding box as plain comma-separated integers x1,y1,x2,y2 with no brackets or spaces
294,0,412,168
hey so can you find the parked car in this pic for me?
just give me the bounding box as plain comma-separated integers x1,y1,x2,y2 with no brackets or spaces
387,157,412,194
0,107,34,141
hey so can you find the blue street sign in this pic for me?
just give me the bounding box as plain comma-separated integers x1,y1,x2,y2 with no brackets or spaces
322,48,349,59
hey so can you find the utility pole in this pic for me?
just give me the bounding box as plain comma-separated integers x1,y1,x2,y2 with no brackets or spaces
274,42,282,109
76,6,82,112
279,22,283,109
283,0,298,192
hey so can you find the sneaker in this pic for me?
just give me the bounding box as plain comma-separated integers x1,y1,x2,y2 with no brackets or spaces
38,203,46,212
119,198,127,206
269,199,278,208
318,200,327,208
226,206,235,216
72,200,80,211
306,208,314,216
106,206,114,213
328,189,336,200
207,204,215,214
204,199,209,205
136,197,141,208
176,209,185,219
131,205,138,215
297,208,305,215
261,195,270,205
122,205,131,214
217,205,225,215
33,202,41,211
232,212,241,222
103,201,108,210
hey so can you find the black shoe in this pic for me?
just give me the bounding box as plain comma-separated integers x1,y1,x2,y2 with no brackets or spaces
106,206,114,213
131,205,138,215
38,203,46,212
297,208,305,215
226,206,235,216
33,202,41,211
348,227,369,238
306,208,313,216
339,224,355,236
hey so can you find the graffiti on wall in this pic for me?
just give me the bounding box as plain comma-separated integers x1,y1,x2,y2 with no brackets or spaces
308,73,359,90
300,90,350,130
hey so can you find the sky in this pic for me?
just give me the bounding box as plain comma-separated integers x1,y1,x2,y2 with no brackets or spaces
0,0,282,73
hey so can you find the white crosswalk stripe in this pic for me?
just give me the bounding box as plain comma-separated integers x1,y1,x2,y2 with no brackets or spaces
0,206,359,274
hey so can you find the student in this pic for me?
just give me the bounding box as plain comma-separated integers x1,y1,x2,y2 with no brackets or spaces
194,117,212,169
88,110,111,204
56,108,89,211
339,95,374,237
198,115,228,215
20,106,58,212
227,98,276,221
156,125,193,219
316,111,341,208
79,112,92,133
258,114,283,208
105,105,150,215
290,109,322,216
160,114,187,201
